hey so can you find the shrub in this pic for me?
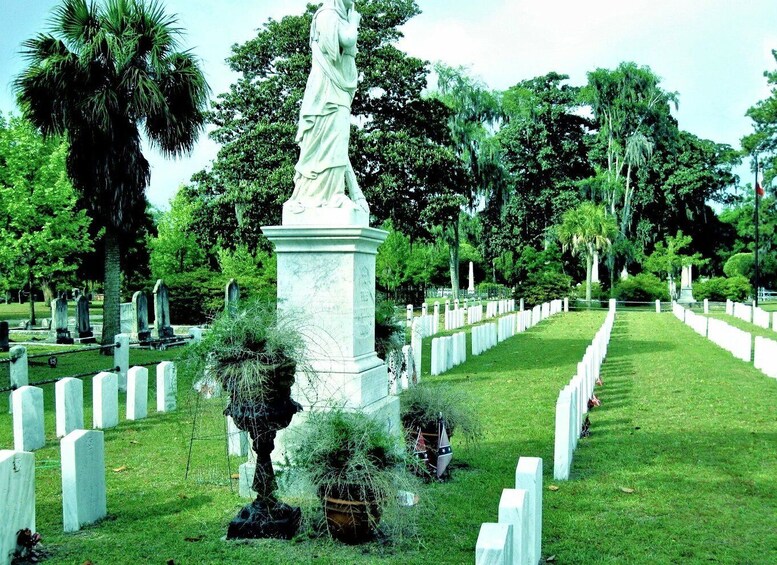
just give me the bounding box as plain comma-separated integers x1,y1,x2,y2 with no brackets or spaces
723,253,754,279
694,276,751,301
517,271,572,307
158,268,226,325
613,273,669,302
725,275,751,301
374,299,404,360
573,281,606,302
400,383,482,444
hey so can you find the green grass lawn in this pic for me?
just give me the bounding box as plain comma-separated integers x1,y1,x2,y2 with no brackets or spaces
0,301,104,323
1,311,775,564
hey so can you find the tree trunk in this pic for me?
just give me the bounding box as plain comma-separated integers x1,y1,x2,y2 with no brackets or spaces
102,230,122,348
447,221,460,301
41,279,56,304
28,271,36,327
585,248,593,306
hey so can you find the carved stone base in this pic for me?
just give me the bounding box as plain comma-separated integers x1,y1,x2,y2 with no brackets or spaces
55,329,74,345
226,499,301,540
78,330,96,344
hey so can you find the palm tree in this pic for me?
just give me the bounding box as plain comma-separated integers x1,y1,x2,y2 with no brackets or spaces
558,202,617,304
14,0,208,345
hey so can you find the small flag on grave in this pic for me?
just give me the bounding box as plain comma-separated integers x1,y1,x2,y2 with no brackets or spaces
436,415,453,479
413,428,428,464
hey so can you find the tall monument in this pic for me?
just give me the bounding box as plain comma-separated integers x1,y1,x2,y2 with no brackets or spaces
262,0,398,440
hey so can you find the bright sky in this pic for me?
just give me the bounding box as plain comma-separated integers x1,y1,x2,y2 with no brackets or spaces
2,0,776,208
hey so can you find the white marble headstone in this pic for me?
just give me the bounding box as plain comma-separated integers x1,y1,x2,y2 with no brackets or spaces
12,386,45,452
0,450,35,565
226,416,249,457
156,361,177,412
516,457,543,565
113,334,130,392
92,372,118,429
126,366,148,421
475,523,513,565
56,377,84,438
61,429,106,532
498,488,529,565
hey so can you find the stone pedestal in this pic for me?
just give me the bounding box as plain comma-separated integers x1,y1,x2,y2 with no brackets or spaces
677,264,695,305
263,222,400,461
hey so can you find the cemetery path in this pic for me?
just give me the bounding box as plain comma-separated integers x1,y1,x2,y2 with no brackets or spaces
545,312,777,564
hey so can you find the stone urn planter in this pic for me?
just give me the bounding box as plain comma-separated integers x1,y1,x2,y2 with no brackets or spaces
290,409,415,544
184,301,305,540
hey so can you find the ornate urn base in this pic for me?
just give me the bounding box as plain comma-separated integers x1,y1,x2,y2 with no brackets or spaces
224,369,301,540
227,499,301,540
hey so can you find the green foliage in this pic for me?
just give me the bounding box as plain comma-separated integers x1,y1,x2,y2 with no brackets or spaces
583,62,678,238
723,252,755,279
15,0,209,344
517,271,572,307
374,299,405,360
400,383,482,444
613,273,669,302
376,222,444,290
644,230,707,299
477,282,510,298
159,268,225,325
693,276,752,302
574,281,606,302
0,114,92,306
485,73,591,262
743,49,777,185
183,299,303,403
148,190,208,280
557,201,616,302
217,245,277,300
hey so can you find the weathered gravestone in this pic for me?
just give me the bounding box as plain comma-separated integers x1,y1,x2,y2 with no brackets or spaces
0,450,35,565
678,264,695,304
131,291,151,343
119,302,133,334
225,278,239,315
0,321,8,352
75,295,94,343
61,429,106,532
51,298,74,344
153,279,174,338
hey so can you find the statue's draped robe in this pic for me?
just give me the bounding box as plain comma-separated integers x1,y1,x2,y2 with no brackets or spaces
291,3,357,208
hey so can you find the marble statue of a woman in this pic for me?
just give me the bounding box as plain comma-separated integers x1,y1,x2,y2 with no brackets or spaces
284,0,369,223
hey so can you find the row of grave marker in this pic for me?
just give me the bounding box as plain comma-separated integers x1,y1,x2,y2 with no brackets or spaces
406,298,523,332
726,299,776,330
14,278,237,346
9,362,177,452
429,299,567,376
1,363,179,565
674,304,777,379
554,301,616,482
475,457,543,565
